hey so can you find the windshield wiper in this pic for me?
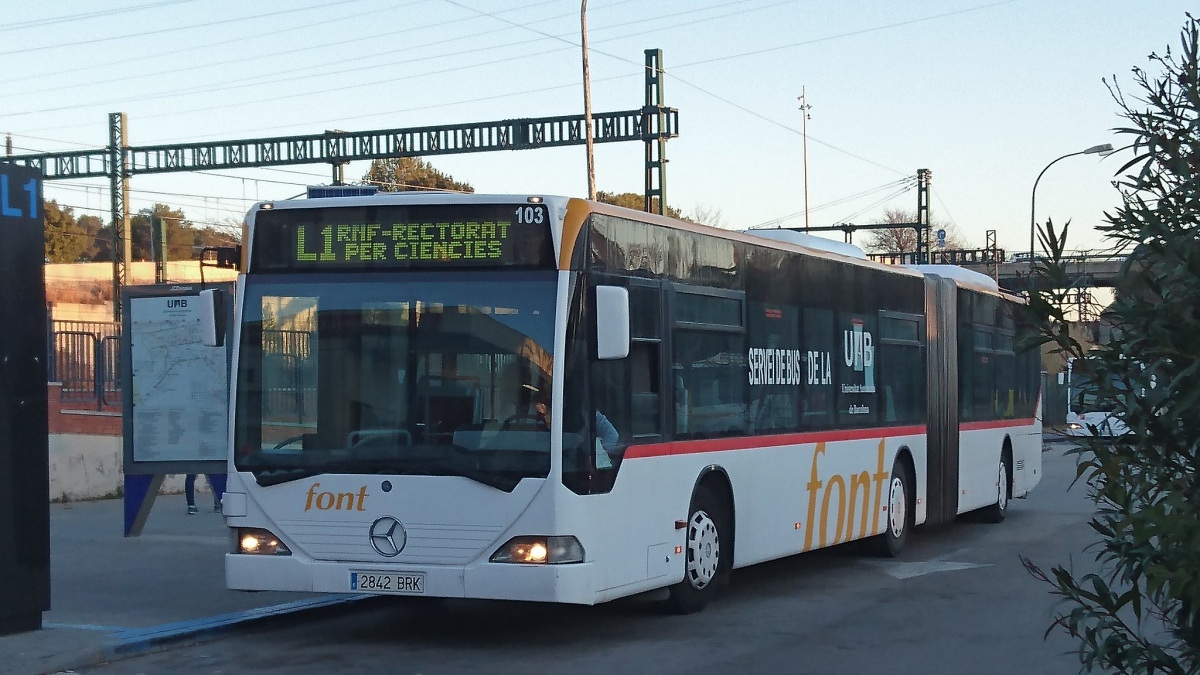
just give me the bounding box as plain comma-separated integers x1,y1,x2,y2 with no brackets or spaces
250,462,403,486
253,467,320,487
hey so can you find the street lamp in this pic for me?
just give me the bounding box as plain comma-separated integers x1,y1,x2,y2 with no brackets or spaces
1029,143,1113,264
581,0,597,200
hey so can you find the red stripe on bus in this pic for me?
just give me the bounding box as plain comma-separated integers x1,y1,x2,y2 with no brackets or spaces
623,418,1038,459
624,425,927,459
960,418,1037,431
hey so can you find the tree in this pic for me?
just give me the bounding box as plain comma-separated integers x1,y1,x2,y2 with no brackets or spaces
130,203,192,261
78,214,105,261
85,204,238,263
362,157,473,193
684,204,727,228
1021,16,1200,674
595,190,682,219
862,207,968,253
43,200,90,263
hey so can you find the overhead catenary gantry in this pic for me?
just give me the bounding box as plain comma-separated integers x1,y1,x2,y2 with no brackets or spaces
3,49,678,321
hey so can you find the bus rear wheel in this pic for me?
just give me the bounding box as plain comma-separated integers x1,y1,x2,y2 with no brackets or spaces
872,459,912,558
980,454,1010,524
665,485,728,614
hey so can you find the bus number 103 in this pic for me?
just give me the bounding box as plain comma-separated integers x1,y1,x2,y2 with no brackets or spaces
515,206,545,224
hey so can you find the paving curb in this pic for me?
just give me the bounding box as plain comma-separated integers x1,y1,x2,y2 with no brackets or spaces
50,594,380,673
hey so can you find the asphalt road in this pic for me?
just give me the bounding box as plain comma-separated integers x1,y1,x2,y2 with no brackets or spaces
83,444,1096,675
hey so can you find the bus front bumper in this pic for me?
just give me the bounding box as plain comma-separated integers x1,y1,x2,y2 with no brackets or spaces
225,553,598,605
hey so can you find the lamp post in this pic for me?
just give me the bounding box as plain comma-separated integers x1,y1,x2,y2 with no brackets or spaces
1029,143,1113,264
798,88,812,232
581,0,597,200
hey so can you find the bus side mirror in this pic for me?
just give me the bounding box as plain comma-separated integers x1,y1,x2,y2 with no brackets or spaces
595,285,629,360
1057,372,1065,385
199,289,226,348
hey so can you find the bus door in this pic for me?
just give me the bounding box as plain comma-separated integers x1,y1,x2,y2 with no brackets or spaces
923,275,959,525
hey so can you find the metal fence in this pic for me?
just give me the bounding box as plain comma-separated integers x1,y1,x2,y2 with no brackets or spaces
261,329,317,425
47,319,122,409
867,248,1008,266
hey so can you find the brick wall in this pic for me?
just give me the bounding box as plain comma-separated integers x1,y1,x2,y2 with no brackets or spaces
47,383,121,436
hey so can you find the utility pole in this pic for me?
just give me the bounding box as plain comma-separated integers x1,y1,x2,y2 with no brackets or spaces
916,168,931,264
109,112,131,321
643,49,668,215
798,88,812,232
581,0,597,200
986,229,998,282
151,214,168,284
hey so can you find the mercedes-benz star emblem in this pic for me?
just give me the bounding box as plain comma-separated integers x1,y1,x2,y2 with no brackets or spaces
368,516,406,557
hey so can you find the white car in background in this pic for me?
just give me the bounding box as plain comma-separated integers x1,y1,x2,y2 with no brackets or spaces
1063,357,1156,438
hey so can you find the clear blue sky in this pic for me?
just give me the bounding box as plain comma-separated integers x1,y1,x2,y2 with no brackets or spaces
1,0,1191,254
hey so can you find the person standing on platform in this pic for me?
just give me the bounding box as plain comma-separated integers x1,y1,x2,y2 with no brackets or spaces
185,474,224,515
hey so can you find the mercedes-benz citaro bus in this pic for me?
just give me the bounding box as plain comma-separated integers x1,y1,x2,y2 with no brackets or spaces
210,190,1042,613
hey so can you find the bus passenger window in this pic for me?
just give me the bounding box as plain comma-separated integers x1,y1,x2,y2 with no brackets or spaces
672,331,746,439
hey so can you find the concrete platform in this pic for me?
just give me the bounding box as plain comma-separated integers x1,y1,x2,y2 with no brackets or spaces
1,495,356,675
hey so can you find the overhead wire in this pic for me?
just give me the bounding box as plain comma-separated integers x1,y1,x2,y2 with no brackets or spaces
44,182,253,225
0,0,384,58
831,184,917,224
2,0,770,119
0,0,425,87
10,0,995,175
750,177,915,228
124,0,790,143
0,0,562,99
929,188,974,248
671,0,1020,70
10,1,1009,215
0,0,202,33
442,0,909,174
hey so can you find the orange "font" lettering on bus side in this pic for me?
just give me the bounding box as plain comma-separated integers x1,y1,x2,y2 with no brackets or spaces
304,483,369,512
803,440,890,550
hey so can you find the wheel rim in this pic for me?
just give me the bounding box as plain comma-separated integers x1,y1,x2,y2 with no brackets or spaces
685,509,720,590
997,461,1009,511
888,476,907,539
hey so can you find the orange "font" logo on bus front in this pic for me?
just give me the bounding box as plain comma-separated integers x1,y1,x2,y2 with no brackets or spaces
305,483,369,511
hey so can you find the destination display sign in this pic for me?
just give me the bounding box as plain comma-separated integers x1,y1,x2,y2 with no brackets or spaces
251,203,555,272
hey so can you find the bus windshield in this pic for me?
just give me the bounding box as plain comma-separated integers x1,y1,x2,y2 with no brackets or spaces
233,270,558,491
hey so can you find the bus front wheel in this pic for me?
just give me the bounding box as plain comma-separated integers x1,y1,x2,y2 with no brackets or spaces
665,485,729,614
873,459,912,557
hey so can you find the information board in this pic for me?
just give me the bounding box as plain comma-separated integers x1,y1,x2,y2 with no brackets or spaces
123,286,231,469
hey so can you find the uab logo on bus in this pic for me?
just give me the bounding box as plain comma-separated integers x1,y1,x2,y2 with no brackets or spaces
304,483,369,512
842,319,876,396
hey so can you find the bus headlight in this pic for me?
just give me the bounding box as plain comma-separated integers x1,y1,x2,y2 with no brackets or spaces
1068,423,1082,430
490,536,584,564
237,528,292,556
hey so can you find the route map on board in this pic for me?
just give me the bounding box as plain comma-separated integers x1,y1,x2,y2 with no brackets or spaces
129,295,227,463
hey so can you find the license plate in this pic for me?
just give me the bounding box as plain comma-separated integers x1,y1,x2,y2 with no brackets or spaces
349,571,425,594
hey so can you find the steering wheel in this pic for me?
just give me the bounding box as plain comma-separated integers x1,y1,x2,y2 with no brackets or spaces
272,434,306,450
501,414,547,430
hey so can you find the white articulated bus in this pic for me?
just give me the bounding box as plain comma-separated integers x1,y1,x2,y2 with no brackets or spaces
218,192,1042,613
